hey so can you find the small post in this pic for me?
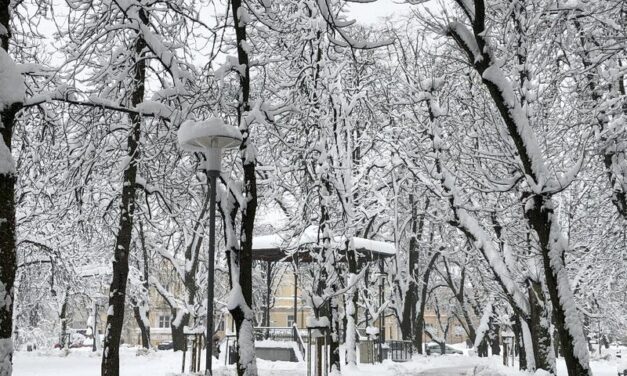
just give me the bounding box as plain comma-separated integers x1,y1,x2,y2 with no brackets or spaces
307,328,311,376
197,334,203,372
503,341,508,366
206,170,219,375
293,260,298,331
92,303,98,352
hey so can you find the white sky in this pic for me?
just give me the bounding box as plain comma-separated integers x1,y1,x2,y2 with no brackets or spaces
346,0,416,24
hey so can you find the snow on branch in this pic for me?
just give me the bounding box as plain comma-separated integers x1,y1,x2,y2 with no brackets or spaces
149,275,185,310
0,48,25,110
424,82,530,316
440,175,530,315
23,87,173,119
473,300,492,348
546,208,591,368
114,0,194,88
446,22,482,63
425,326,445,344
315,0,394,50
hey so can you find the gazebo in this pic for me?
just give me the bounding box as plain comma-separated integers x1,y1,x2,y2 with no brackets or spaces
251,226,396,331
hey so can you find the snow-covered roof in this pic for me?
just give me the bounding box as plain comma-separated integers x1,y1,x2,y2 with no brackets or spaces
77,264,110,277
252,226,396,262
351,237,395,255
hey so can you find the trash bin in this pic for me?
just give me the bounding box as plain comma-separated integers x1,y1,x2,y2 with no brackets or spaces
359,341,375,363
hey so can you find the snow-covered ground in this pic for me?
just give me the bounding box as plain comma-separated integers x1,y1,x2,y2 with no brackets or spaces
12,346,625,376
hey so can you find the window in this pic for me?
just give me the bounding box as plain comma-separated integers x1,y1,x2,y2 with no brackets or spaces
158,315,171,328
287,315,295,327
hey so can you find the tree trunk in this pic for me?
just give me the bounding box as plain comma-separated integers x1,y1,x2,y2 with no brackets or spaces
446,4,591,374
328,296,341,372
132,306,150,349
229,0,257,374
402,196,428,341
553,321,561,358
171,309,189,352
344,243,358,365
490,323,501,356
478,339,488,357
59,291,69,348
132,222,151,349
0,3,23,373
529,279,555,373
525,195,591,376
415,249,440,354
0,104,18,375
511,314,527,370
101,21,147,376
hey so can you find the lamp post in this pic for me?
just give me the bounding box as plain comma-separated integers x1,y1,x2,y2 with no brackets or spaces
177,118,242,376
92,302,98,352
374,267,387,363
501,329,514,366
90,294,106,352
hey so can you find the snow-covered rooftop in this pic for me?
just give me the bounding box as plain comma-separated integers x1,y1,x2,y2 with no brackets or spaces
252,226,396,262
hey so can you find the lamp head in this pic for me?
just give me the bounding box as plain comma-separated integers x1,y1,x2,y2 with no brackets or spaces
177,117,242,172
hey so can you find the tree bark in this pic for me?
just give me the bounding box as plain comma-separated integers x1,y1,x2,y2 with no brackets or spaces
344,242,358,365
0,4,21,374
101,18,147,376
132,306,150,349
511,313,527,370
401,196,428,341
171,309,189,352
132,222,151,349
228,0,258,374
443,260,477,344
529,279,555,373
329,296,341,372
59,291,69,349
490,323,501,356
415,249,440,353
477,338,488,357
525,195,590,376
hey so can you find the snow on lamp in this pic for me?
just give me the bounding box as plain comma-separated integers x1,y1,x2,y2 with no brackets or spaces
177,117,242,172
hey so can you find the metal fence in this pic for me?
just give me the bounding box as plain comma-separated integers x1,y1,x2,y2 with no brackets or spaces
387,340,413,362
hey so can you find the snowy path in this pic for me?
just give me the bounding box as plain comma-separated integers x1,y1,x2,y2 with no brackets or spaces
413,366,490,376
12,349,622,376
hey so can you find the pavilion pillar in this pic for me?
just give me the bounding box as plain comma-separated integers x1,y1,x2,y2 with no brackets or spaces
293,257,299,328
265,260,273,339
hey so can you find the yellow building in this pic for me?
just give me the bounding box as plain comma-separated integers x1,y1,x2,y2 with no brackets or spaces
223,269,470,346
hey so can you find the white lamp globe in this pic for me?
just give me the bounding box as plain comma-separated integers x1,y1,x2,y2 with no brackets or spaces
177,117,242,172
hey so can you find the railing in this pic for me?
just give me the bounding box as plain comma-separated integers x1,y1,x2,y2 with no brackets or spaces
387,340,413,362
253,326,295,341
292,323,307,360
223,334,237,365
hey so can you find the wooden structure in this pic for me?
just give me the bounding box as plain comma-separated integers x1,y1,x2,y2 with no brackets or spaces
251,226,396,331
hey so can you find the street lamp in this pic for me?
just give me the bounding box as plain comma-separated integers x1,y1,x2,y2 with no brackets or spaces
501,329,515,366
177,118,242,376
374,269,387,363
92,302,99,352
90,294,106,352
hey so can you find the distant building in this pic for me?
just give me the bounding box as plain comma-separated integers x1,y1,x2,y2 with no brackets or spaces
73,267,468,349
